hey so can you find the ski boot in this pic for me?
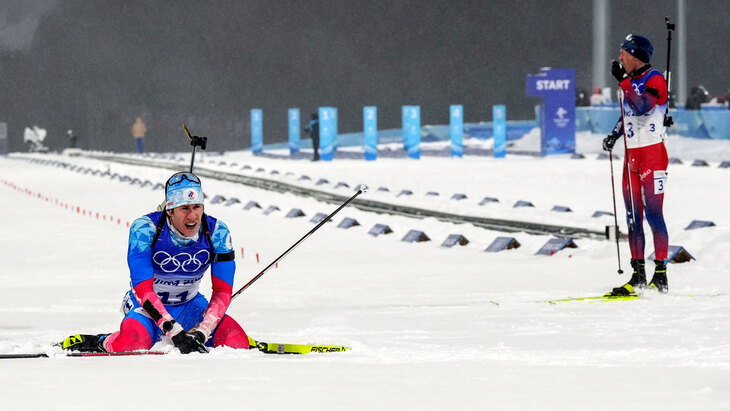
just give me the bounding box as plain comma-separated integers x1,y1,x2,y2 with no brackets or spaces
608,258,646,296
648,259,669,294
60,334,110,353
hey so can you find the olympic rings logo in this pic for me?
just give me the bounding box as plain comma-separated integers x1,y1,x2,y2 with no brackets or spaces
153,249,210,273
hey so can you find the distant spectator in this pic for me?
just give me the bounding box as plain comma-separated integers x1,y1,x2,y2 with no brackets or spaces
575,89,590,107
132,117,147,153
67,129,78,148
304,113,319,161
589,87,611,105
708,88,729,108
685,85,710,110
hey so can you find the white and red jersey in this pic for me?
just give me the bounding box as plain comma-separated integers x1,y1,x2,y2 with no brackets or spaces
612,65,668,149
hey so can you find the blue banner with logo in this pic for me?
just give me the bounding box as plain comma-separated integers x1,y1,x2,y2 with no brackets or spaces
364,106,377,161
493,105,506,158
319,107,337,161
251,109,263,154
402,105,420,159
288,108,300,155
525,68,576,155
450,105,463,158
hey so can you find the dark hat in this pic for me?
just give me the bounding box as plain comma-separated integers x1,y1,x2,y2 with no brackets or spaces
621,34,653,63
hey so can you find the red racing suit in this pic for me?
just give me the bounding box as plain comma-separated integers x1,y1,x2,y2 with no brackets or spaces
610,64,669,261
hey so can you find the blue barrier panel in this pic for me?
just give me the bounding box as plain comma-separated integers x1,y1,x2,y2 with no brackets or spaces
479,197,499,205
485,236,521,252
310,213,330,224
319,107,337,161
285,208,306,218
701,106,730,140
450,105,463,158
536,238,577,256
575,107,592,132
368,224,393,237
525,68,576,155
669,110,711,139
441,234,469,247
401,106,408,150
514,200,534,208
403,105,421,159
402,230,430,243
211,195,226,205
551,205,572,212
263,205,280,215
288,108,300,155
243,201,261,210
585,107,620,134
251,109,263,154
338,218,360,229
592,211,614,218
493,105,506,158
0,123,6,155
685,220,716,230
364,106,377,160
224,198,241,206
579,106,729,140
648,245,695,263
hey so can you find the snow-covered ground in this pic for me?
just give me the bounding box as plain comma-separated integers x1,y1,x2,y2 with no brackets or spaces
1,132,729,410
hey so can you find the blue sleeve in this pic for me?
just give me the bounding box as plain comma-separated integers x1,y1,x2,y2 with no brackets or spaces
611,118,623,137
127,216,156,287
210,219,235,287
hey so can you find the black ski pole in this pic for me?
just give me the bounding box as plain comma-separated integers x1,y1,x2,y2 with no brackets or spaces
663,16,675,128
232,184,368,300
183,124,207,173
608,151,624,274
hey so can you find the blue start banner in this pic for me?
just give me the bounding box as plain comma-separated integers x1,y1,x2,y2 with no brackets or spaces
250,109,263,154
493,105,506,158
364,106,377,161
319,107,337,161
450,105,463,158
525,68,576,155
288,108,300,155
402,105,421,159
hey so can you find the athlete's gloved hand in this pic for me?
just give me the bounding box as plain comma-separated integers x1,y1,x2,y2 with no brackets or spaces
171,330,208,354
611,60,628,83
602,134,619,151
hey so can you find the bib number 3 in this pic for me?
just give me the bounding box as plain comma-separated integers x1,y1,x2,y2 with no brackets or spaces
654,170,667,194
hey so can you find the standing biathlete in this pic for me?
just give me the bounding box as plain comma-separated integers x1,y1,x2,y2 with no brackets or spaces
62,172,249,353
603,34,669,296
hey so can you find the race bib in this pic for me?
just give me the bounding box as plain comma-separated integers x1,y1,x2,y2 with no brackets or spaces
654,170,667,194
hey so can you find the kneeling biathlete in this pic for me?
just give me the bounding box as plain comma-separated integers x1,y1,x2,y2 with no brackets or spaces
62,172,249,353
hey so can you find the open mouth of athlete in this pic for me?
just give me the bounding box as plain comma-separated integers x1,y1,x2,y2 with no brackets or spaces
185,222,198,229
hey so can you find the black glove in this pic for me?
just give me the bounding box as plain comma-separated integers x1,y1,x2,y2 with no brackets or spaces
602,135,619,151
611,60,628,83
171,330,208,354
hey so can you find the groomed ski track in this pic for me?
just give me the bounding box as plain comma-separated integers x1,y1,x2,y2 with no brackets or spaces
62,151,607,240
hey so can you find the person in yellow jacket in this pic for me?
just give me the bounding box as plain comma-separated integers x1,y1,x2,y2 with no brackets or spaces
132,117,147,153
